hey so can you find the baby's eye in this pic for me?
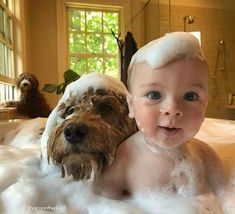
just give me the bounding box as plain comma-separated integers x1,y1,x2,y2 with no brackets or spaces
183,92,199,101
146,91,162,100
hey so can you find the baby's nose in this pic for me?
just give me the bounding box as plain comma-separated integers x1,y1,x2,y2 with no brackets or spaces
160,101,183,117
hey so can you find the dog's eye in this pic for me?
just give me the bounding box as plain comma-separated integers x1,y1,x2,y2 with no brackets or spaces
97,102,113,113
65,106,74,117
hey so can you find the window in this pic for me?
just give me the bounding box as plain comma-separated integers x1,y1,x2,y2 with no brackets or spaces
0,0,16,103
67,6,120,78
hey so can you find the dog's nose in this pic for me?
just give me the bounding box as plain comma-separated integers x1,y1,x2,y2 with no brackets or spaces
64,123,89,144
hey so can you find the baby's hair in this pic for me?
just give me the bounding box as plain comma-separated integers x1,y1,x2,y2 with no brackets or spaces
127,32,207,89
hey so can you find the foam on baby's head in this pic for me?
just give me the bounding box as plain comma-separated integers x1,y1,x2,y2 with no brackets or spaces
127,32,206,88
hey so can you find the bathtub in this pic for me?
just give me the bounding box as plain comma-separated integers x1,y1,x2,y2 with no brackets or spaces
0,117,234,214
196,118,235,170
0,119,24,141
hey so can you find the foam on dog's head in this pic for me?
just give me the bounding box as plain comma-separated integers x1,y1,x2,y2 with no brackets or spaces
61,72,127,105
127,32,206,87
48,72,127,127
40,72,128,171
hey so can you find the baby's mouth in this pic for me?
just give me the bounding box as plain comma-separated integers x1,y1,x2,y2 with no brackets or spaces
159,126,181,137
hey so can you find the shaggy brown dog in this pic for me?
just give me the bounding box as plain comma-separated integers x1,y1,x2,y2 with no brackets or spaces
46,86,137,181
1,72,51,118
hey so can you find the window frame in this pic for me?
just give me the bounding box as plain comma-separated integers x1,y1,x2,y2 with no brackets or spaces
67,6,121,77
56,0,131,83
0,0,16,102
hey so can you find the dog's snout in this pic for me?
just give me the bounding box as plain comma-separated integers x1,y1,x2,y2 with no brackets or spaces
64,123,89,144
21,81,30,89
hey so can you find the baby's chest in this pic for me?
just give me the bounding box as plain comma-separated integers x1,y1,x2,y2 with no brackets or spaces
126,156,207,196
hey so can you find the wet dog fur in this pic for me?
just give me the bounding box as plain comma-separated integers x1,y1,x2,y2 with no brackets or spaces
47,86,137,181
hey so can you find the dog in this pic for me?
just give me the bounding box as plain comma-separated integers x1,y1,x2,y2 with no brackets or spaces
40,72,137,181
0,72,51,118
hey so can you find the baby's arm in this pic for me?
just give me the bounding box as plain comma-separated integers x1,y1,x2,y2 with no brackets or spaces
94,143,129,199
203,144,228,196
190,139,228,196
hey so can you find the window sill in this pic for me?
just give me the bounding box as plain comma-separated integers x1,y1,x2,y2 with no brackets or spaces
0,107,17,120
225,105,235,110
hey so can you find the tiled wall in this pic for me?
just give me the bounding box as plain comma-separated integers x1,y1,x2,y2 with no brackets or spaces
158,4,235,119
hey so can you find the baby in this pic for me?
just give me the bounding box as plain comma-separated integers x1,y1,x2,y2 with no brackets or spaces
95,32,228,200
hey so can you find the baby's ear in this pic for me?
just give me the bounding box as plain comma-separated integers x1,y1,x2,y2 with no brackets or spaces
126,93,134,119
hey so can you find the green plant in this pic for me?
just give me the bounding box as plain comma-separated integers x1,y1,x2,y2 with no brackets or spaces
43,69,80,95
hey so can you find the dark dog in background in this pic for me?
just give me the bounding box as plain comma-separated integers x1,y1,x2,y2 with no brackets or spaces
1,72,51,118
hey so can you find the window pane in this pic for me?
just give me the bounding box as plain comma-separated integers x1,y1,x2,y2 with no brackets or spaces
69,33,86,53
0,1,15,102
104,58,118,78
7,15,12,44
7,48,14,78
70,56,86,76
87,11,102,32
103,12,119,33
0,83,15,102
67,7,120,78
7,0,13,12
0,83,3,102
0,6,4,36
104,34,118,54
87,34,102,54
87,57,103,72
69,10,85,32
0,42,6,75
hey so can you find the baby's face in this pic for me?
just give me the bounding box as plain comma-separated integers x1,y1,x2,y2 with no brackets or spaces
127,58,208,149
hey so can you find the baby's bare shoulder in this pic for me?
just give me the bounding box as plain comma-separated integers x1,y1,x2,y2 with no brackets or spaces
94,132,145,198
117,131,144,155
187,138,221,158
187,138,228,196
186,138,224,171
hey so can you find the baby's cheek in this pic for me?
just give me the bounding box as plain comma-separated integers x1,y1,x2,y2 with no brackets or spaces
185,112,205,138
191,110,205,127
136,118,157,137
132,100,156,135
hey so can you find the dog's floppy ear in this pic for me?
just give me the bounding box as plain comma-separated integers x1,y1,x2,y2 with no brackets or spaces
100,149,116,170
31,74,39,89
